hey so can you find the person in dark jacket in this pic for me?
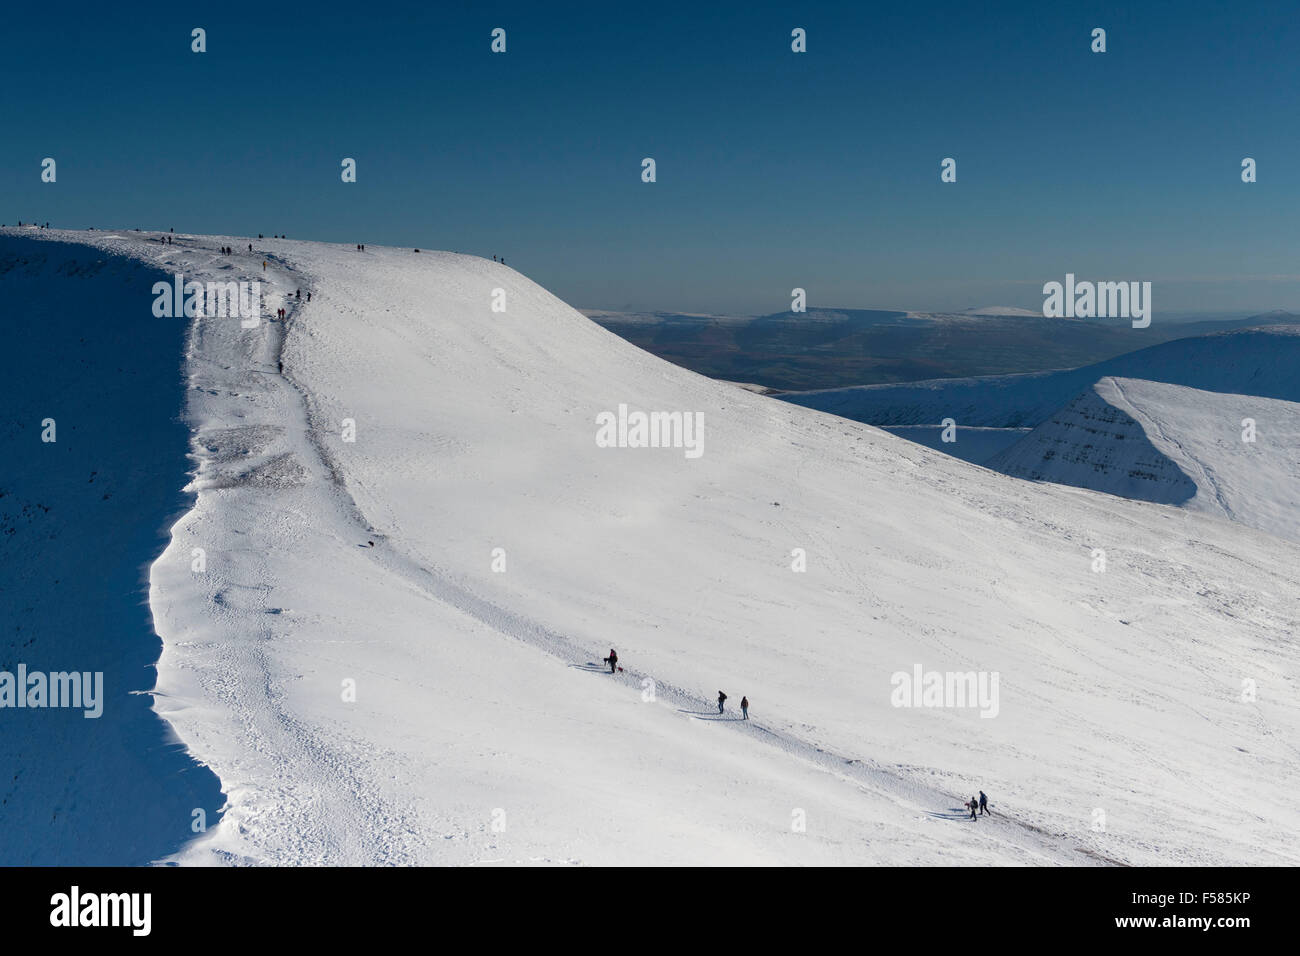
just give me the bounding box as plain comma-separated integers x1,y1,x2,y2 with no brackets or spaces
717,691,727,715
740,696,749,720
603,649,618,673
979,791,990,815
968,797,978,821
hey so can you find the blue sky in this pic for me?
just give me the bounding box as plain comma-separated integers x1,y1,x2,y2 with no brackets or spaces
3,0,1298,314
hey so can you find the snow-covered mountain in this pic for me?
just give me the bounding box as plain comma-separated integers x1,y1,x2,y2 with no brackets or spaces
780,326,1300,428
988,377,1300,544
954,306,1043,317
4,227,1299,867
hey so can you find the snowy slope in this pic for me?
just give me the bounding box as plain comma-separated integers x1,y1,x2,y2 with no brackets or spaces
781,327,1300,428
5,228,1300,867
989,377,1300,544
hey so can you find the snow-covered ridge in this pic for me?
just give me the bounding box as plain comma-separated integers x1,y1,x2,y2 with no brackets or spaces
989,377,1300,544
5,227,1299,866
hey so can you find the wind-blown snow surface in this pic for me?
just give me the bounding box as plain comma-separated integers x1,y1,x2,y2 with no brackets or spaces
9,230,1300,867
989,377,1300,544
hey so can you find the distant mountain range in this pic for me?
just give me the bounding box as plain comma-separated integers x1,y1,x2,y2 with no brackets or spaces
585,308,1300,392
779,326,1300,429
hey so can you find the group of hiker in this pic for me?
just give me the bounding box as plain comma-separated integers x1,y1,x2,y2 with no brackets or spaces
600,647,997,824
966,791,992,819
272,290,311,320
717,691,749,719
602,649,750,720
7,226,513,268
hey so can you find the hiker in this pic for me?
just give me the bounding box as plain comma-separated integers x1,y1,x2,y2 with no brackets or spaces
295,289,300,300
740,696,749,720
979,791,990,815
307,292,311,302
968,797,978,821
262,260,267,271
603,649,618,673
277,360,283,374
248,243,252,252
717,691,727,715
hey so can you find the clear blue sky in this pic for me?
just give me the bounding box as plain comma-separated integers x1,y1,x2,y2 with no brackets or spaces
3,0,1298,315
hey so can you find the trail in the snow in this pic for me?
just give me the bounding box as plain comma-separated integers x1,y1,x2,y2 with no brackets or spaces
249,248,1118,867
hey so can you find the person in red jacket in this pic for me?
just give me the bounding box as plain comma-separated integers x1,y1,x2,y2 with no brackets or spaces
603,649,618,673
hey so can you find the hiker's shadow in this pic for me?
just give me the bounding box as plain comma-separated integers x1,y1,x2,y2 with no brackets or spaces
677,710,738,720
570,662,611,673
925,808,977,821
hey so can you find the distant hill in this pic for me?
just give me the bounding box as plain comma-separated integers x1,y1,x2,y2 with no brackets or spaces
987,377,1300,543
586,307,1300,392
780,326,1300,428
